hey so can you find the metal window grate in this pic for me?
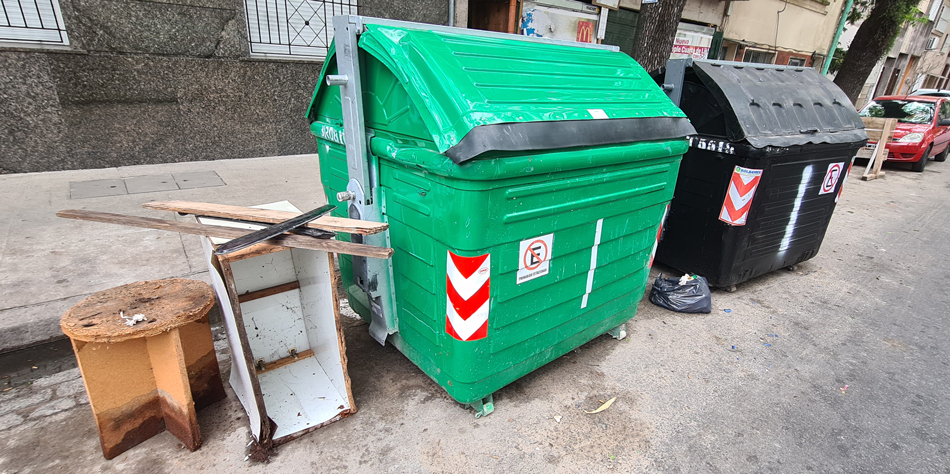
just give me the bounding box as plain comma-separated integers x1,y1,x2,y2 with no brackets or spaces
0,0,68,45
246,0,357,60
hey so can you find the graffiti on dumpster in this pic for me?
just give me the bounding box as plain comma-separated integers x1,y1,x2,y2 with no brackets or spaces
689,136,735,155
446,251,490,341
319,124,346,146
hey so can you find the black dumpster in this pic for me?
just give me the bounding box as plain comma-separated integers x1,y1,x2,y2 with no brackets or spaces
654,59,867,289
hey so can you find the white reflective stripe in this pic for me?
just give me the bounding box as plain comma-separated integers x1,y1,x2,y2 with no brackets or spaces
581,218,604,309
446,298,490,341
779,165,813,253
446,254,490,300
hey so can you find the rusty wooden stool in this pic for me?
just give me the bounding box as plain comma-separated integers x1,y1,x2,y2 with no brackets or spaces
60,279,226,460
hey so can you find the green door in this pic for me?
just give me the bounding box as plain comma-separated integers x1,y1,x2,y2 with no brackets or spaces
603,8,638,56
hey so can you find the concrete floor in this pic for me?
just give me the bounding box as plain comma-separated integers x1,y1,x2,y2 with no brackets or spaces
0,155,327,353
1,156,948,473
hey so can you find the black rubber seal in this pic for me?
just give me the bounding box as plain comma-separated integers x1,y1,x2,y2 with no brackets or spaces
444,117,697,164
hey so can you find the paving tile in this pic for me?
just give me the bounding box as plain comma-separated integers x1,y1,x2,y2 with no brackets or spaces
28,398,75,418
173,171,225,190
124,174,179,194
0,413,24,431
55,379,85,398
31,368,81,388
0,389,52,416
68,179,128,199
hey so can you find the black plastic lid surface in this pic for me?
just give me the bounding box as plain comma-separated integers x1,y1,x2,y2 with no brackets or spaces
686,61,867,148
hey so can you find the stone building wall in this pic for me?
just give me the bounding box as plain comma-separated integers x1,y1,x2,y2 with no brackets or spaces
0,0,449,173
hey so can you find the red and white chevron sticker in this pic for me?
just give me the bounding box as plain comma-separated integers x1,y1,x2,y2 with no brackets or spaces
649,203,670,268
835,160,854,203
446,251,490,342
719,166,763,226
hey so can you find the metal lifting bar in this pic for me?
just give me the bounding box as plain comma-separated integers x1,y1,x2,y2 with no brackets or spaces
328,15,399,345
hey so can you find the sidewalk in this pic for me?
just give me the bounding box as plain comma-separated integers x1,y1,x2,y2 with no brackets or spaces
1,158,949,472
0,154,324,353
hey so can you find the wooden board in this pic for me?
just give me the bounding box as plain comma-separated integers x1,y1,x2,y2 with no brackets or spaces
201,238,356,447
860,117,896,143
56,210,393,259
238,281,301,304
255,349,314,374
143,201,388,235
860,117,896,181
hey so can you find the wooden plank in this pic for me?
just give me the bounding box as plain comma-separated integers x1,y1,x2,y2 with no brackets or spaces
215,253,273,445
218,243,289,263
238,281,301,304
255,349,314,375
861,117,895,143
143,201,388,235
871,119,896,177
861,118,896,181
56,210,394,259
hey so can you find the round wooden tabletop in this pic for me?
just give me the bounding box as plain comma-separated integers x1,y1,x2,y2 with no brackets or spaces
61,279,215,343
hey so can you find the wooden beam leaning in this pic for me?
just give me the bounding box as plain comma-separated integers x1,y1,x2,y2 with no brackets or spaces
143,201,388,235
860,117,896,181
56,210,393,259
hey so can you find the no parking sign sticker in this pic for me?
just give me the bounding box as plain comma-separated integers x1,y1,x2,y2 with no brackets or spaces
517,234,553,284
819,162,846,195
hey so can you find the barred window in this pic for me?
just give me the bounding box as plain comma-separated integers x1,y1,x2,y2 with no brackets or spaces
0,0,69,46
245,0,357,60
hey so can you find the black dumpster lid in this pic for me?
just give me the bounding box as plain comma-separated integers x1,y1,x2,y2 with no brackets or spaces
683,61,866,148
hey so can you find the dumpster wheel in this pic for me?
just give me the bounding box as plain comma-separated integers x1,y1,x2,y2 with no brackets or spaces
607,323,627,340
468,394,495,418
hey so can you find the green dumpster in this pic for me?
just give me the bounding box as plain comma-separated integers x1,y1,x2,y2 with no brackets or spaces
307,16,694,416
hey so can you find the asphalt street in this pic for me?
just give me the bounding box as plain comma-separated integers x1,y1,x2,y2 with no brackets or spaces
0,157,948,473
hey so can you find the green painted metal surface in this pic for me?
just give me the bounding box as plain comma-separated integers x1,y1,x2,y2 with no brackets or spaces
308,24,686,155
308,26,690,406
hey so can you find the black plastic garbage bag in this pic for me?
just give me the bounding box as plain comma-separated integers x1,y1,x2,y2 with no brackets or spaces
649,274,712,313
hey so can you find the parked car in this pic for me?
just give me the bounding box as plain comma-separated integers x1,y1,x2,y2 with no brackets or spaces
909,88,950,98
859,95,950,172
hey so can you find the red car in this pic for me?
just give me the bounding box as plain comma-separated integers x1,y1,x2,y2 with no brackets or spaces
859,95,950,172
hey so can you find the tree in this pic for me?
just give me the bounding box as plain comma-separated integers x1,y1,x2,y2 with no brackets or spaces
630,0,689,72
833,0,922,103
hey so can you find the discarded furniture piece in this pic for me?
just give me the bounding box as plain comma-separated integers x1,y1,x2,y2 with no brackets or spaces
60,279,226,460
55,202,394,452
308,15,695,416
150,201,384,449
857,117,897,180
655,59,868,290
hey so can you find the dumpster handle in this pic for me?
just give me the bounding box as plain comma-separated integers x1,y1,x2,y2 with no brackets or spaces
800,128,819,134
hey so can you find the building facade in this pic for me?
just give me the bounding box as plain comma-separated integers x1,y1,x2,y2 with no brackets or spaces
718,0,847,68
840,0,950,107
2,0,854,173
0,0,450,173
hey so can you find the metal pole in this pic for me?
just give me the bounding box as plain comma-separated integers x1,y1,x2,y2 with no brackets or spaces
822,0,854,75
448,0,454,26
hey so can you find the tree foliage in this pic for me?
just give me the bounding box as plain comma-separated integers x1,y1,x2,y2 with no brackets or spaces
833,0,924,103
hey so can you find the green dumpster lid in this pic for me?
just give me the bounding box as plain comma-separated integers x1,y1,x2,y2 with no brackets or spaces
309,24,694,163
